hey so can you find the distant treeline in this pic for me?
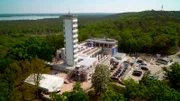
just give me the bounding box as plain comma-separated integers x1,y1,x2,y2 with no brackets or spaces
78,11,180,54
0,11,180,54
0,14,110,35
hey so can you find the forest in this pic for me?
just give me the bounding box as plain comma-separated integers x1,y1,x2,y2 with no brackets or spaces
1,11,180,54
0,11,180,101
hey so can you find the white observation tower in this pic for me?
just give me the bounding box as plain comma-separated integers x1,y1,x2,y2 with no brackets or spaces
64,14,79,66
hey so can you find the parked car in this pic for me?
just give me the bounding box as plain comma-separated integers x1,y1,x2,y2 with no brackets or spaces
111,76,119,80
137,60,143,64
141,63,147,66
113,65,117,68
132,70,142,77
114,62,119,66
136,63,140,67
113,74,116,76
133,70,142,73
141,66,149,71
120,72,124,76
118,75,121,78
117,70,121,73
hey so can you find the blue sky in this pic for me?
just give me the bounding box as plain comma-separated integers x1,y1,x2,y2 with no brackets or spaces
0,0,179,14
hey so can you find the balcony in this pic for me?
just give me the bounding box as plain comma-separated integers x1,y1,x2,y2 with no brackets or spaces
73,24,78,28
73,44,78,48
74,48,78,54
73,32,78,35
73,34,78,38
74,58,79,63
73,29,78,33
74,53,78,58
73,39,78,43
73,19,78,22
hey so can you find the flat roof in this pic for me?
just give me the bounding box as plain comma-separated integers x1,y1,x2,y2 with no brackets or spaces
77,56,97,67
64,14,77,19
157,57,172,62
114,52,126,58
87,38,117,44
24,74,64,92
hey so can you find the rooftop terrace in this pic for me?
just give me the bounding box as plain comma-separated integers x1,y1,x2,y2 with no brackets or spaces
87,38,118,44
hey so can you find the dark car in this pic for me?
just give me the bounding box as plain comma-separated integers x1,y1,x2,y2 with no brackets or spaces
141,66,149,71
111,76,119,80
117,70,121,73
137,60,143,64
118,75,121,78
132,70,142,77
113,74,117,76
114,62,119,66
120,72,124,76
113,65,117,68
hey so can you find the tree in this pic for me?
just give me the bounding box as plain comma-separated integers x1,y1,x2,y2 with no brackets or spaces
92,64,110,95
30,57,50,99
0,75,15,101
50,82,89,101
101,90,125,101
72,82,83,92
4,57,50,100
50,92,67,101
123,79,147,100
140,72,180,101
68,82,89,101
163,62,180,91
45,34,64,51
123,77,180,101
11,36,55,61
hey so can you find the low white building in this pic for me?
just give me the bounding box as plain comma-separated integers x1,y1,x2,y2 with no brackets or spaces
73,56,98,81
113,52,126,61
24,74,64,93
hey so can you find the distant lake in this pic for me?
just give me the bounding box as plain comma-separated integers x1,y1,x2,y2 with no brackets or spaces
0,16,60,21
0,13,113,21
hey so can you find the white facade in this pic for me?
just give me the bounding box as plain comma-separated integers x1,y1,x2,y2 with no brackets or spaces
64,14,79,66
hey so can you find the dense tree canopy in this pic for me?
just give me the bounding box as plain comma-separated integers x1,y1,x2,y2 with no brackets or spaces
122,75,180,101
163,62,180,91
0,57,49,101
1,11,180,54
50,82,89,101
92,64,110,95
10,36,55,61
100,90,125,101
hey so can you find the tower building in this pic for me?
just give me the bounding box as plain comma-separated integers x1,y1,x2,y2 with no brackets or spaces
64,14,79,66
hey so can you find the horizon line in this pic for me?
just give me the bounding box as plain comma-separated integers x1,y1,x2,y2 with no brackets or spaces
0,10,179,15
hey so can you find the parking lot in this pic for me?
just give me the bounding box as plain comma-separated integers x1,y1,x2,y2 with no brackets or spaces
116,55,174,82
